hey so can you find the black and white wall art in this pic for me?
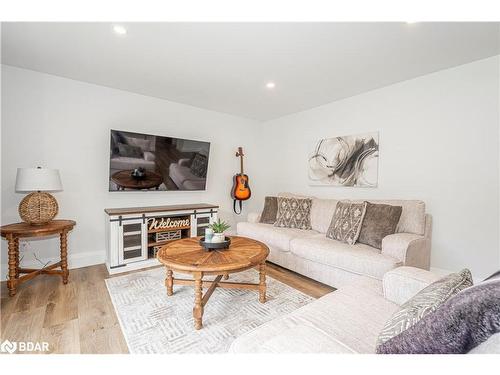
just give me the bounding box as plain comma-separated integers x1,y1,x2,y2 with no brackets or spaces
308,132,379,187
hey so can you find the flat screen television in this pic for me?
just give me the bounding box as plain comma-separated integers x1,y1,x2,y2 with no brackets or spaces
109,130,210,191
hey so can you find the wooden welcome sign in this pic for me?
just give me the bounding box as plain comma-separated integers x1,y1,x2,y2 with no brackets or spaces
147,217,190,231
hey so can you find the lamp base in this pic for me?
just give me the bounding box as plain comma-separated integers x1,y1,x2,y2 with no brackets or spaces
19,192,59,225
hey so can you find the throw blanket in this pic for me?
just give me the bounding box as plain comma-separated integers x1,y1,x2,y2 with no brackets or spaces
377,277,500,354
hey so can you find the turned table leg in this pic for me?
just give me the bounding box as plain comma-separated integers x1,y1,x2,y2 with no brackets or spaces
193,272,204,330
166,268,174,296
14,237,20,278
7,234,18,297
259,262,267,303
60,230,69,284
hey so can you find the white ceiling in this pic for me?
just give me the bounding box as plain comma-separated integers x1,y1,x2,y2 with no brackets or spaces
2,22,499,121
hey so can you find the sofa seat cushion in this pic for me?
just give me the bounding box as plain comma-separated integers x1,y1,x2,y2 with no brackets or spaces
290,237,401,279
229,277,399,353
182,179,206,190
236,222,320,252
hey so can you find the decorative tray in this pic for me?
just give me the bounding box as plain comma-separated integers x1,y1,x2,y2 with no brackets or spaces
199,236,231,251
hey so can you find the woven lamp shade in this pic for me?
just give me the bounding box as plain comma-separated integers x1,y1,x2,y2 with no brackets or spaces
15,168,63,225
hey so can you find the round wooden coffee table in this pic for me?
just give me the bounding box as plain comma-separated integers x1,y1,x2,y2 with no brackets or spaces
111,169,163,190
157,236,269,330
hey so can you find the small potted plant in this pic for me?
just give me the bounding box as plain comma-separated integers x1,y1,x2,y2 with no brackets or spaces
208,219,231,243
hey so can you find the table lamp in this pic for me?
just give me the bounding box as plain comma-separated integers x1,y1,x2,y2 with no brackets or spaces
15,167,63,225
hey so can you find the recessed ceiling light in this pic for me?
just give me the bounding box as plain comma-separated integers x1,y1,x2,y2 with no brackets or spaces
266,82,276,89
406,21,418,24
113,25,127,35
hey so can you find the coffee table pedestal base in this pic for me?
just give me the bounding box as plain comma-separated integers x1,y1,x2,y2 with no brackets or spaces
164,263,267,330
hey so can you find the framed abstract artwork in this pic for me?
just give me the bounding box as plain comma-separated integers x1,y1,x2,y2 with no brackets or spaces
308,132,379,187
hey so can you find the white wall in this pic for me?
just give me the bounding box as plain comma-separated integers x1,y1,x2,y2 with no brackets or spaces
2,57,499,280
253,56,500,279
1,65,262,277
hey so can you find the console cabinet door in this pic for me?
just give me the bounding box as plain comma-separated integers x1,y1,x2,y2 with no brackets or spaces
192,211,218,237
118,218,147,264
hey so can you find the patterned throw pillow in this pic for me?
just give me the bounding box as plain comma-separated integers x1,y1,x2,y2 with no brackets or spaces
117,143,143,158
326,201,367,245
190,153,208,178
274,197,312,230
377,269,473,348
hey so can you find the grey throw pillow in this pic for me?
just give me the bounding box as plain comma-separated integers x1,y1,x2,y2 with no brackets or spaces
117,143,143,158
326,201,367,245
377,275,500,354
274,197,312,230
357,202,402,249
377,269,473,348
259,196,278,224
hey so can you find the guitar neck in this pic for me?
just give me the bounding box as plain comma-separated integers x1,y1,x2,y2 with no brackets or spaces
240,154,244,175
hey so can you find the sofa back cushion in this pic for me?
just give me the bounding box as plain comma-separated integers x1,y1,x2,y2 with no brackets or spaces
279,193,426,235
311,198,338,233
117,143,143,158
362,200,426,235
122,134,156,152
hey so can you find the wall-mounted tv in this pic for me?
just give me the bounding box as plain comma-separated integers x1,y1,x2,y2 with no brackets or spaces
109,130,210,191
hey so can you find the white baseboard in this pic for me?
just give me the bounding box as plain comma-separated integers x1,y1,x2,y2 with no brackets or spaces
0,250,105,280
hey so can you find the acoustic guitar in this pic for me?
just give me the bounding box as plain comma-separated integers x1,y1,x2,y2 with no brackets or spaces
231,147,251,213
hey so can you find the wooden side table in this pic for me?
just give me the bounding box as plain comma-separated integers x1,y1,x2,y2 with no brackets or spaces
0,219,76,296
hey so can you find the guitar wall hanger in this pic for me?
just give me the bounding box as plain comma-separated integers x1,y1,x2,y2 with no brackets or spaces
231,147,251,214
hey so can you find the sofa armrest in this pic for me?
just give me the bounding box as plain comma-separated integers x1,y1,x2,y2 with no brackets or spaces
247,212,261,223
381,233,431,270
178,158,191,167
383,266,441,305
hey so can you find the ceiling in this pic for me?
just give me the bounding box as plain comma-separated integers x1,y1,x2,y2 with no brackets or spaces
2,22,499,121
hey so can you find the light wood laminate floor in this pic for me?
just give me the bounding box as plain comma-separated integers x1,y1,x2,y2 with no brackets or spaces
0,262,334,354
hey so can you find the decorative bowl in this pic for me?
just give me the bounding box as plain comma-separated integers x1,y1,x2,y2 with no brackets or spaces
199,236,231,251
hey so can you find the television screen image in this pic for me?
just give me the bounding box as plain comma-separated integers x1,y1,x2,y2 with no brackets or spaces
109,130,210,191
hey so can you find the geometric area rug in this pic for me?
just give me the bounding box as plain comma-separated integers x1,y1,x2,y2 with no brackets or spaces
105,267,314,353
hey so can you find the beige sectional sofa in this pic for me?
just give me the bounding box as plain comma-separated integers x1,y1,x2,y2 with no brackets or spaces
229,266,500,353
237,194,432,288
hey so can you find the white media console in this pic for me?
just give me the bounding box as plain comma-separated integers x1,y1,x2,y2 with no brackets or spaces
104,203,218,274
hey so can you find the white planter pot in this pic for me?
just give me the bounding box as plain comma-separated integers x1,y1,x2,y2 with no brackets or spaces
212,233,225,243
